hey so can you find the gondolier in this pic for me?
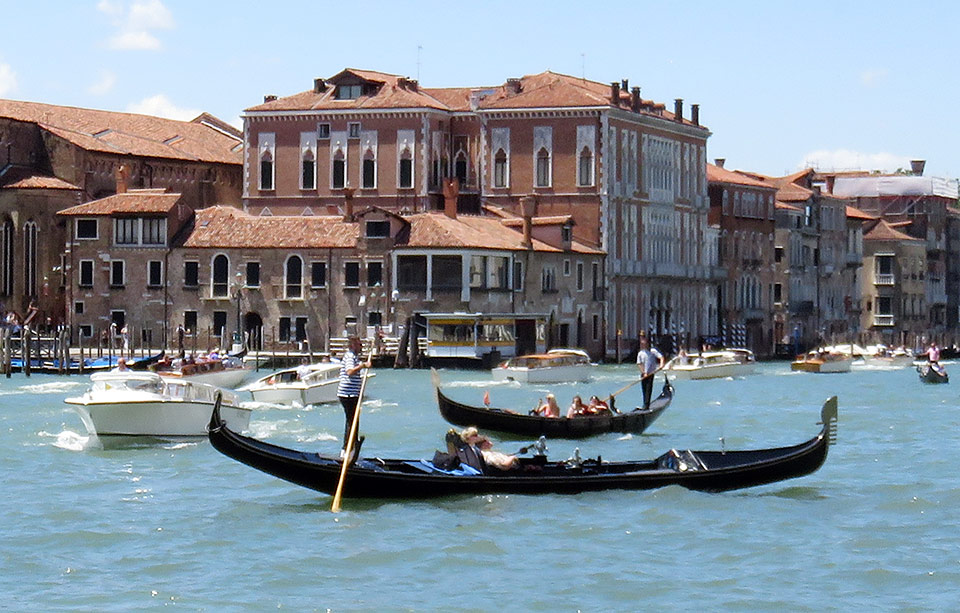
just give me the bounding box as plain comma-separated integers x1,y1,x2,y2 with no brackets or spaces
636,334,665,409
337,336,372,457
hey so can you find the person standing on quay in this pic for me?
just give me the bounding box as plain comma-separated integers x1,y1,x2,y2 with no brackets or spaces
636,334,665,409
337,336,372,457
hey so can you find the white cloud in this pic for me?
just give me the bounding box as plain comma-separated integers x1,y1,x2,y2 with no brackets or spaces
127,94,200,121
799,149,912,173
0,62,16,96
87,70,117,95
99,0,174,51
859,68,888,87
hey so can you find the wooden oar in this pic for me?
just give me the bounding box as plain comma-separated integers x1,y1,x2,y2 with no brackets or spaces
606,368,662,411
331,362,371,513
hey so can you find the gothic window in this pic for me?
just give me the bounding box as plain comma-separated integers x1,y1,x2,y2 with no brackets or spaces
285,255,303,299
301,149,316,190
1,219,11,296
399,148,414,188
259,151,273,190
535,147,551,188
454,151,467,186
23,221,38,297
332,151,346,189
494,149,508,188
578,146,594,186
212,254,229,297
362,149,376,189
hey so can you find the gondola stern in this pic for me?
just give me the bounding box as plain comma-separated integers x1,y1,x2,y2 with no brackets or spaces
207,390,224,435
818,396,838,446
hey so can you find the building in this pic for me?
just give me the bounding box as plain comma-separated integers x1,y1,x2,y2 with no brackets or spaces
0,99,243,326
241,68,719,356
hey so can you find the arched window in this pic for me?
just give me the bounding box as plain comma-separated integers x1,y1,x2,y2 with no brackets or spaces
332,151,346,189
301,148,316,190
259,151,274,191
23,221,38,297
578,146,593,186
493,149,507,188
362,149,376,189
285,255,303,299
1,218,13,296
212,254,229,297
535,147,551,187
398,146,413,188
454,151,467,186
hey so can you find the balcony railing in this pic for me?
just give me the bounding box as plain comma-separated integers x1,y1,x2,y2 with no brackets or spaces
874,273,895,285
872,314,895,326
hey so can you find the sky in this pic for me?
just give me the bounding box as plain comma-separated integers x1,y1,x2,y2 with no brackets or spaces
2,0,958,179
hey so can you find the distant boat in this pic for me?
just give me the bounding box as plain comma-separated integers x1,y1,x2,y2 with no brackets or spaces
491,348,594,384
664,348,757,380
65,371,251,437
791,351,853,374
152,355,251,389
240,362,343,406
917,363,949,384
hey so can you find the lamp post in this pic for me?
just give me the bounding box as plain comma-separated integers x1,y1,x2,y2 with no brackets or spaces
233,271,243,352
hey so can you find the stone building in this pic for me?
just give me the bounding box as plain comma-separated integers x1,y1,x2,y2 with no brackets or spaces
241,68,718,356
0,99,243,325
860,220,927,346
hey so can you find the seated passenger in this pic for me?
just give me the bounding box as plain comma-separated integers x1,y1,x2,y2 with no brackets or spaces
567,395,587,418
588,395,610,415
453,426,487,472
534,394,561,418
477,435,519,470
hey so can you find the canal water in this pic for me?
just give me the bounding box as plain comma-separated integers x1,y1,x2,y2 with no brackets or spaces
2,361,957,611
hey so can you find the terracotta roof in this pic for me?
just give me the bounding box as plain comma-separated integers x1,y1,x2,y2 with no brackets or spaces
401,213,602,254
707,164,774,189
0,98,242,164
500,214,575,227
0,166,79,190
776,200,803,212
864,219,921,242
845,206,876,221
183,206,359,249
58,189,181,216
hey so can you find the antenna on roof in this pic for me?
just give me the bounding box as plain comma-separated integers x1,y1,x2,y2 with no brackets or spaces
581,53,586,81
417,44,423,82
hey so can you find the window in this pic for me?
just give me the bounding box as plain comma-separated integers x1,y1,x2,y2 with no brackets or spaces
348,122,361,138
774,283,782,304
23,221,37,297
578,147,594,186
184,261,199,287
295,317,308,342
111,310,125,329
301,151,316,190
368,311,383,326
494,150,508,188
337,85,362,100
74,301,84,314
79,260,94,288
285,256,303,299
397,131,415,189
541,266,556,292
246,262,260,287
147,261,163,287
469,255,487,288
279,316,292,342
489,256,508,290
397,255,426,290
114,218,138,244
311,262,327,288
1,219,13,296
260,154,274,190
775,246,784,263
344,262,360,288
367,261,383,287
561,224,572,243
535,148,551,187
454,153,467,186
212,254,229,297
362,152,376,188
877,296,892,315
332,152,346,189
142,218,166,245
399,153,413,188
513,260,523,291
317,123,330,139
110,260,125,287
79,324,93,338
76,219,98,239
563,259,571,276
184,310,197,333
576,262,584,291
366,220,390,238
213,311,227,337
433,255,462,290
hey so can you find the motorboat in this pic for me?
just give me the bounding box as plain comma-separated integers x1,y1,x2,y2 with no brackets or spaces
663,349,757,380
491,348,594,384
65,371,251,437
240,362,342,406
152,354,251,389
207,393,837,498
790,351,853,373
862,345,914,368
917,362,949,384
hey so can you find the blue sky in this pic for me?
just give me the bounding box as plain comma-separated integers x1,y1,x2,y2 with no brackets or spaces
2,0,957,179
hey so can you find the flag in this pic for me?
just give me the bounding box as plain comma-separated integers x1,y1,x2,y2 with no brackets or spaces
483,390,491,406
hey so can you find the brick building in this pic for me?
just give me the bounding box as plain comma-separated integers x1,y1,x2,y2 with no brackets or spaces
0,99,243,326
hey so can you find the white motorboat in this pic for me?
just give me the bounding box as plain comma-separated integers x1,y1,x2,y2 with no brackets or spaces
153,355,251,389
240,362,344,406
664,349,757,380
65,371,251,437
491,348,594,384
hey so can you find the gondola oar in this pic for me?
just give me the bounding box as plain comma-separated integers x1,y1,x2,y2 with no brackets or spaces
331,352,372,513
607,368,662,407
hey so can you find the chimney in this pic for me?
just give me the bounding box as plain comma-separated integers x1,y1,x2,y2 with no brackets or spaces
674,98,683,122
714,158,725,168
408,79,418,91
691,104,699,126
506,78,522,94
313,78,326,93
910,160,926,176
621,79,629,92
442,178,460,218
115,164,128,194
263,94,277,103
825,175,836,194
342,187,355,221
519,195,536,249
630,87,641,112
610,82,621,105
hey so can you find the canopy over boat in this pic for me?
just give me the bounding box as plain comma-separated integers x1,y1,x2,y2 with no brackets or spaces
434,369,672,438
207,393,838,499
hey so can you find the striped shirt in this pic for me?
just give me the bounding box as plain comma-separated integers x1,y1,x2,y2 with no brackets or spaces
337,350,363,397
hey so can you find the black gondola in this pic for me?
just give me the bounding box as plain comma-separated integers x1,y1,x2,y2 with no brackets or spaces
917,363,949,384
206,394,838,498
433,369,673,438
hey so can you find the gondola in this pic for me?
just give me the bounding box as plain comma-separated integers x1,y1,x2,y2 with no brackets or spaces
433,369,673,438
917,363,949,384
206,393,838,498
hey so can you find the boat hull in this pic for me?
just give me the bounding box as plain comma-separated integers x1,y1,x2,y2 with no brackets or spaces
666,362,756,380
491,363,592,384
791,358,852,373
68,399,251,437
248,380,339,406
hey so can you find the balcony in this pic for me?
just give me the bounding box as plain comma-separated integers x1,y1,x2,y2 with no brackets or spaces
874,273,895,285
872,314,895,327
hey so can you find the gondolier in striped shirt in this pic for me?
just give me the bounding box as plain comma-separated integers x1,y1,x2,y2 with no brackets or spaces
337,336,372,457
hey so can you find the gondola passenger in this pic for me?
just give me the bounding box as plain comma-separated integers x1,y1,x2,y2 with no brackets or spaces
567,395,587,418
534,393,561,417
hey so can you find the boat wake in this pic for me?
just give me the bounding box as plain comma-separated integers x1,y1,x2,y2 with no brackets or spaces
1,381,87,396
48,429,95,452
